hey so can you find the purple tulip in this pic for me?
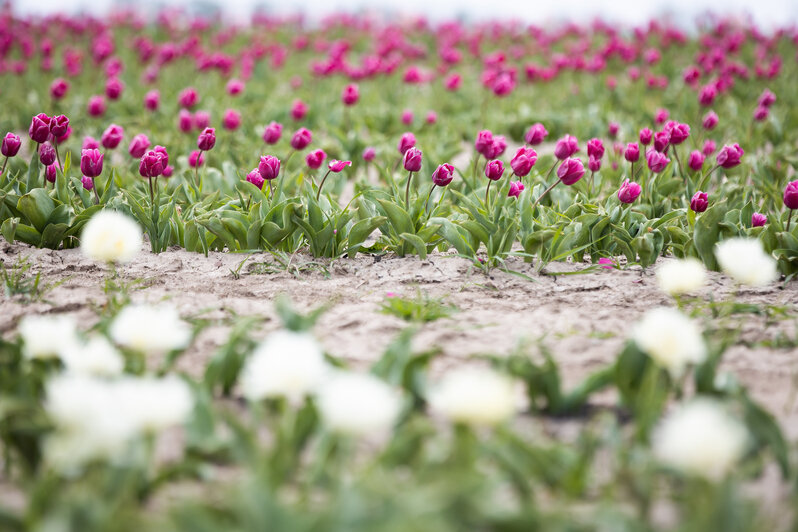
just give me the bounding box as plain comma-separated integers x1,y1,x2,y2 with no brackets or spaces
80,148,104,178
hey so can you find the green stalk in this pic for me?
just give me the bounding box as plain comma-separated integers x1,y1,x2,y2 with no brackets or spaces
405,170,414,208
316,169,332,201
530,178,561,213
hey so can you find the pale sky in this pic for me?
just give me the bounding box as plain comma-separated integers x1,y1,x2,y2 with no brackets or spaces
10,0,798,28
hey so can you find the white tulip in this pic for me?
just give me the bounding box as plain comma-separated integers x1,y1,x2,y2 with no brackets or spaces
18,315,78,359
655,258,707,296
315,371,402,436
240,330,328,402
60,336,125,377
654,399,748,481
632,307,706,376
428,367,519,427
715,238,778,287
110,304,191,354
80,210,142,263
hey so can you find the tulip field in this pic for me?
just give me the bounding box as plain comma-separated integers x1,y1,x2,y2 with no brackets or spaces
2,5,798,531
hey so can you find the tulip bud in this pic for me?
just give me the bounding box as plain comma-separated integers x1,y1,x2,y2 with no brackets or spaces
646,149,670,172
403,147,423,172
668,123,690,145
484,159,504,181
753,106,769,122
751,213,767,227
290,128,312,150
716,144,743,169
444,73,461,91
83,136,100,150
187,150,204,169
398,132,416,155
362,147,376,162
2,133,21,157
50,78,69,100
105,77,124,100
128,134,150,158
690,191,708,213
688,150,705,171
703,139,716,156
193,111,210,131
139,150,164,177
431,163,454,187
702,110,718,130
39,143,56,166
698,84,716,106
328,160,352,172
624,142,640,162
425,111,437,125
222,109,241,130
554,134,578,160
305,149,326,170
153,145,169,167
263,122,283,144
226,79,245,96
178,109,193,133
45,164,57,183
341,83,359,106
486,136,507,159
474,130,493,157
510,147,537,177
29,113,51,143
653,130,670,152
178,87,198,108
587,138,605,159
246,168,264,189
144,90,160,111
101,124,124,150
588,155,602,172
639,127,653,145
557,157,585,185
784,181,798,210
162,165,174,177
524,123,548,145
80,148,104,178
197,127,216,151
654,108,669,124
258,155,281,180
49,115,69,139
81,175,94,190
617,179,642,203
508,181,525,198
291,100,308,121
608,121,620,138
87,96,106,117
401,109,414,125
758,89,776,108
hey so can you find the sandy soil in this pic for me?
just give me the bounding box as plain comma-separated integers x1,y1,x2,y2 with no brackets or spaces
1,241,797,518
2,241,796,431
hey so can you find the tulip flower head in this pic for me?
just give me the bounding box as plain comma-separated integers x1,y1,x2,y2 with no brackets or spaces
246,168,264,190
128,134,150,158
305,149,326,170
702,110,718,130
49,115,69,139
80,148,104,178
222,109,241,130
101,124,124,150
87,96,106,117
554,134,579,160
508,180,524,198
688,150,705,171
557,157,585,185
716,144,743,168
39,143,56,166
403,147,423,173
524,123,548,145
197,128,216,151
144,90,159,111
690,191,709,213
341,83,359,106
258,155,281,181
751,213,767,227
617,179,641,203
139,150,165,178
362,147,376,162
624,142,640,163
2,133,21,157
510,147,537,177
398,132,416,155
290,128,312,150
263,122,283,144
29,113,51,143
431,163,454,187
646,149,670,172
328,160,352,173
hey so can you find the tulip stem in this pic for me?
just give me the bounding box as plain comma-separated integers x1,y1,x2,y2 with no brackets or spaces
405,171,414,208
484,180,491,210
93,178,101,204
787,209,794,233
425,184,436,214
543,160,560,182
194,150,202,192
1,156,7,176
147,176,155,204
531,178,561,213
54,143,62,170
316,169,332,201
672,147,685,178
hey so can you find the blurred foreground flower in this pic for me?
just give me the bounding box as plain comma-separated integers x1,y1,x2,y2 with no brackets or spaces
715,238,778,287
653,399,747,481
240,330,327,402
110,304,191,355
315,372,401,436
632,307,706,376
655,258,707,296
80,210,143,263
429,367,519,427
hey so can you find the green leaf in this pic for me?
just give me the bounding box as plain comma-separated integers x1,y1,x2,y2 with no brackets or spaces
16,188,55,233
399,232,428,259
25,152,40,191
1,217,19,243
347,216,386,258
377,198,415,236
693,202,729,271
